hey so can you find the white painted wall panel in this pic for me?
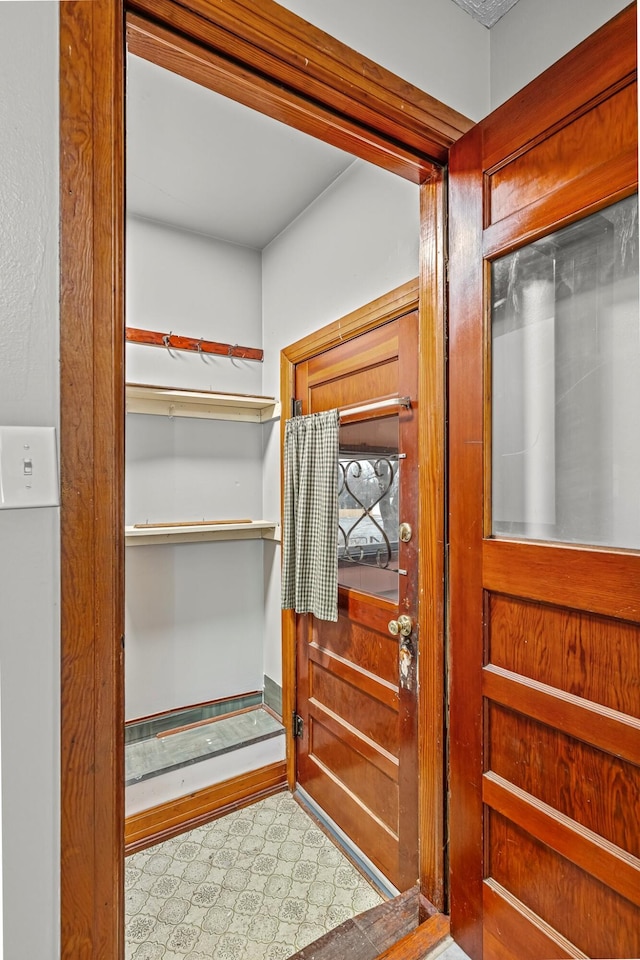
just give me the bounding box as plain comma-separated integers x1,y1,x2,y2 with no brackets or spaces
260,160,420,684
125,539,265,719
126,216,263,395
0,3,59,957
125,219,266,719
490,0,630,108
277,0,490,122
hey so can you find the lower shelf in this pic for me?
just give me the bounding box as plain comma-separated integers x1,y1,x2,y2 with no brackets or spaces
125,520,280,545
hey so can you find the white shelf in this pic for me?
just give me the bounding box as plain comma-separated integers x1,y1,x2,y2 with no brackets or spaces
126,383,281,423
125,521,280,546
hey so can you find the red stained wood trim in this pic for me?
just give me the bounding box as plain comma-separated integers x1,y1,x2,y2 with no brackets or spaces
283,281,419,366
483,880,587,960
483,538,640,623
309,642,399,710
337,587,396,633
125,761,287,854
127,1,471,169
59,2,125,957
447,119,486,957
127,15,433,184
416,173,447,910
126,326,263,362
483,664,640,767
488,82,637,226
483,772,640,910
308,699,399,781
304,755,399,878
373,913,450,960
482,5,637,171
483,153,638,259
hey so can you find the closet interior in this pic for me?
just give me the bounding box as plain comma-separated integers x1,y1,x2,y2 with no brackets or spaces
123,43,420,826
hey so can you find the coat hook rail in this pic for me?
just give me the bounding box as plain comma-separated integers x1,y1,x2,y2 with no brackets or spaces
126,327,264,362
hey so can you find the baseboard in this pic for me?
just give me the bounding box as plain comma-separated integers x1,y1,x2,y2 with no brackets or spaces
125,760,287,854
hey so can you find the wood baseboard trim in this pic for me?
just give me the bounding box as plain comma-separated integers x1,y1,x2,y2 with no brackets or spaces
125,760,287,854
374,913,450,960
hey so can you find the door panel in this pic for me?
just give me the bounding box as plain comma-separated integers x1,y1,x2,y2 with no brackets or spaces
294,313,419,892
449,6,639,958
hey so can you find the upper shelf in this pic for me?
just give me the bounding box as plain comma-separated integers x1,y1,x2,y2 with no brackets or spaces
126,383,281,423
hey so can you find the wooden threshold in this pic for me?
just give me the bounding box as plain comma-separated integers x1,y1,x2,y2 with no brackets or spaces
287,885,450,960
125,760,286,854
288,886,419,960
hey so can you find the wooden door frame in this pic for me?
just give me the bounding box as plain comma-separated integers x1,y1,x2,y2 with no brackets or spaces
281,167,448,910
59,1,462,954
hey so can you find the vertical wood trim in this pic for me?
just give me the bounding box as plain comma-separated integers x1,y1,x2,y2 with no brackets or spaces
280,355,297,790
447,122,485,957
59,2,125,958
417,172,447,911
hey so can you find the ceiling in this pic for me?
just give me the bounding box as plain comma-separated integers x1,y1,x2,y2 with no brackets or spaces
449,0,521,28
126,54,355,250
126,0,522,248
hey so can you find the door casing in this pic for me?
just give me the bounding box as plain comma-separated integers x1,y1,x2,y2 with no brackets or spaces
59,2,457,955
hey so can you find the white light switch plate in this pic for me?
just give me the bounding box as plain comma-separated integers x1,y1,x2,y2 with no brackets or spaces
0,427,59,509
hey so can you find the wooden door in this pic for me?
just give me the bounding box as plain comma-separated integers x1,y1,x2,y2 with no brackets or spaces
293,313,420,892
449,6,639,959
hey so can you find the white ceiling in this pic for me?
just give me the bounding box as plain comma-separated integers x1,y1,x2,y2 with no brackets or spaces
126,0,522,247
449,0,522,28
126,54,355,249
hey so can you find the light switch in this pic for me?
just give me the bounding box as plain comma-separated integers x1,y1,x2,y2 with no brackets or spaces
0,427,59,509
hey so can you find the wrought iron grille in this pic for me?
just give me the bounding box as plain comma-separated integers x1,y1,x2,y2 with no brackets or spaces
338,454,399,569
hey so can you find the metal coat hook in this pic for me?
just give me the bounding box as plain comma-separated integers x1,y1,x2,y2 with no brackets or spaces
125,327,264,362
162,331,178,358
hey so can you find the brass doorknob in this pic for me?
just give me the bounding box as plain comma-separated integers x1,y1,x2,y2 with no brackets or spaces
388,614,412,637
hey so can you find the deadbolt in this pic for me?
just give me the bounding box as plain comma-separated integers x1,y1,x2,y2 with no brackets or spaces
399,522,412,543
388,614,412,638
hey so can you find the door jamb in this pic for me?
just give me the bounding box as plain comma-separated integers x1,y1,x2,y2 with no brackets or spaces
59,2,454,954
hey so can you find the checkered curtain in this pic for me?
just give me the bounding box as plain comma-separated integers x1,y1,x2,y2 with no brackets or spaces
281,409,339,622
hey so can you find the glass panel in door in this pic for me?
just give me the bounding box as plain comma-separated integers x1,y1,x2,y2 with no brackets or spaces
338,414,400,600
491,193,640,549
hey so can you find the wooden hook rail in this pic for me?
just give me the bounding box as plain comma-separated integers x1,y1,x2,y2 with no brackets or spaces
126,327,264,362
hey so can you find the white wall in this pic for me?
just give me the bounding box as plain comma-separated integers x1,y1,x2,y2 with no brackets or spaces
490,0,631,108
0,3,59,958
126,216,263,395
277,0,491,122
125,218,266,718
261,160,420,683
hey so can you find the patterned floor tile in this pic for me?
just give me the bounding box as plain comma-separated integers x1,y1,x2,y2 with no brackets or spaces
125,792,383,959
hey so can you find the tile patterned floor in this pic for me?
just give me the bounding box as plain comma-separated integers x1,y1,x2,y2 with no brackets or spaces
427,940,471,960
126,708,284,786
125,792,383,959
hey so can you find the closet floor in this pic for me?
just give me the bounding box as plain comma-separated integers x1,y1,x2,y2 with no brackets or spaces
126,706,284,786
124,791,383,959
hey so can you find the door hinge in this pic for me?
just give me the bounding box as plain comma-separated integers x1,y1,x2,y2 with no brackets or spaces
291,399,303,417
292,712,304,738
